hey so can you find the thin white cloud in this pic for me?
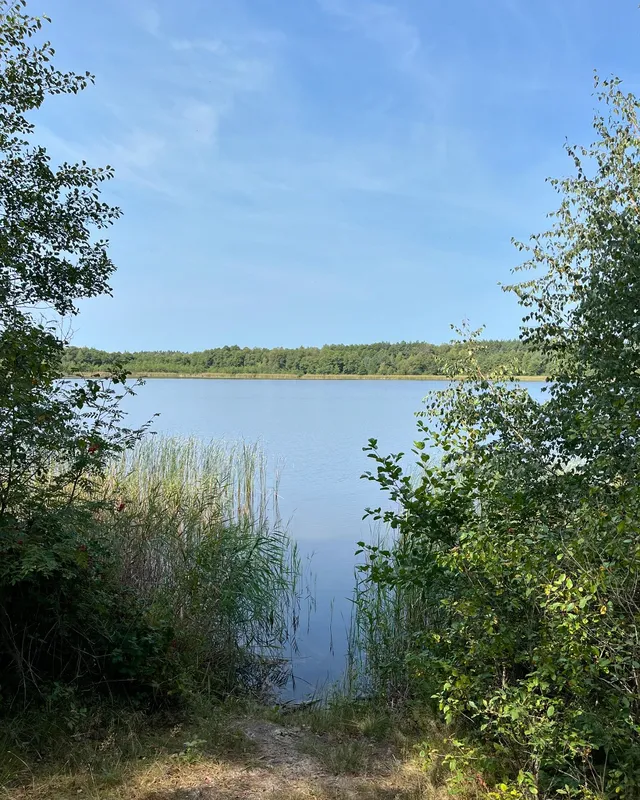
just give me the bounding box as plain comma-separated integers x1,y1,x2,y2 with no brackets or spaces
160,34,276,152
35,124,177,198
106,129,165,171
36,125,165,175
56,7,281,198
318,0,421,68
316,0,446,131
182,100,219,145
72,0,536,227
90,129,178,197
135,3,161,37
169,37,274,95
170,38,225,54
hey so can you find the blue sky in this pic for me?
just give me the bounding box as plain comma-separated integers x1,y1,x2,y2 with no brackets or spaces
36,0,640,350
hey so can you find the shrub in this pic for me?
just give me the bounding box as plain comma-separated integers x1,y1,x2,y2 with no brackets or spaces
355,73,640,800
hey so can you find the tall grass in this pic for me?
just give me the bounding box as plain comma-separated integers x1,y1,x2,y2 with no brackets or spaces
100,436,301,698
347,517,443,705
347,533,418,703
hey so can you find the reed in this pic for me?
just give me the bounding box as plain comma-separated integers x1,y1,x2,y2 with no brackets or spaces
346,517,442,705
99,436,301,697
347,548,414,702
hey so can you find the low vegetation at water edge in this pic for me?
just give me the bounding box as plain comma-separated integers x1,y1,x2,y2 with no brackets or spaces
2,434,299,708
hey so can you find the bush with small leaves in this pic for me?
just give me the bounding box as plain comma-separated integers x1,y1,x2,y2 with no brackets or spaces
356,73,640,799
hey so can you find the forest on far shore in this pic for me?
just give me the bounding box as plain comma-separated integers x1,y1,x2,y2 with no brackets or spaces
61,339,550,377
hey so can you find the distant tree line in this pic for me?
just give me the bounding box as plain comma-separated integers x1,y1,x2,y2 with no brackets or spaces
61,340,551,377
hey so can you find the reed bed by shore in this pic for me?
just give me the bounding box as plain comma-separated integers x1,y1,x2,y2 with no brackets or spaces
99,436,301,697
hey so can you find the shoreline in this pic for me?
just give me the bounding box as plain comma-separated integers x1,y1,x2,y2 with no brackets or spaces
65,371,548,382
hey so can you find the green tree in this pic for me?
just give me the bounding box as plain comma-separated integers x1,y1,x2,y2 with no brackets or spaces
0,1,157,706
61,340,551,377
357,74,640,799
511,74,640,482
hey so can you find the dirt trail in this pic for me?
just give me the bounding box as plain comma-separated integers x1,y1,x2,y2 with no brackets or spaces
142,719,439,800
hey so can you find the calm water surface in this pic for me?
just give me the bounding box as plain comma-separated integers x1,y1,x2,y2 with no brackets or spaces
124,379,544,697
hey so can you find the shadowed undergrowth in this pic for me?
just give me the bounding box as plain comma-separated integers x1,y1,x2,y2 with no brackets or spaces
0,698,455,800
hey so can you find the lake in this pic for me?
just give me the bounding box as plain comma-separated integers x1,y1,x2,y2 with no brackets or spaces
124,378,545,698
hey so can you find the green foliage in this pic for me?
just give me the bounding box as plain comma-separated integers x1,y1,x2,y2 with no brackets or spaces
0,0,155,708
60,339,551,378
355,75,640,799
1,433,299,708
0,4,119,318
0,3,300,714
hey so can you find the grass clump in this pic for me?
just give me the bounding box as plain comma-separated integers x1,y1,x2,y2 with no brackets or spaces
298,737,374,776
281,697,396,742
0,698,256,799
100,436,300,700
